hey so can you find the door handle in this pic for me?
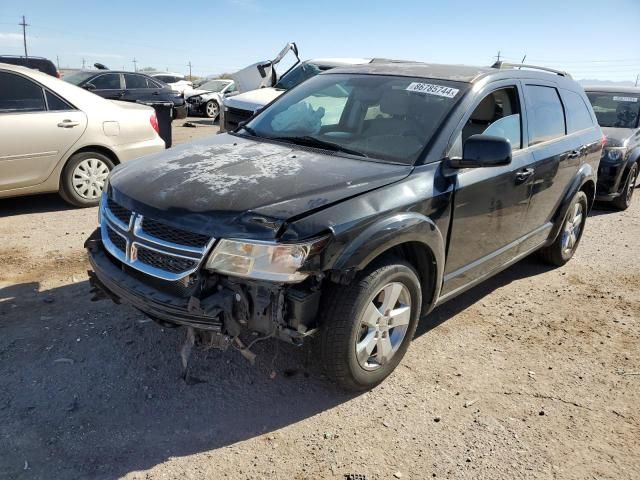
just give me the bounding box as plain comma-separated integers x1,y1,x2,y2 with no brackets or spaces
515,168,535,182
57,119,80,128
567,150,581,159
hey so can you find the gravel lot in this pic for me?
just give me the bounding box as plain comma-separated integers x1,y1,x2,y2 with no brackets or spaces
0,122,638,480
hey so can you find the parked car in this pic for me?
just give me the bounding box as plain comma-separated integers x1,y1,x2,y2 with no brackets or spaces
585,86,639,210
86,61,602,390
150,72,193,95
0,63,165,207
185,79,236,119
220,53,371,131
63,70,188,119
0,55,59,77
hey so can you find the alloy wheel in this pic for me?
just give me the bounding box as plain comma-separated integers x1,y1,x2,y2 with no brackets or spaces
625,165,637,204
206,101,219,118
561,202,584,255
72,158,110,200
355,282,412,371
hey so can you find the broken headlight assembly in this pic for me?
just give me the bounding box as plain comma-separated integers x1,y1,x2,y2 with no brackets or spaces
205,236,328,282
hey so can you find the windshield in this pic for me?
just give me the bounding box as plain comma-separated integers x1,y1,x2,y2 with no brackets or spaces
246,73,465,164
63,71,96,85
199,80,230,92
274,62,322,90
586,92,640,128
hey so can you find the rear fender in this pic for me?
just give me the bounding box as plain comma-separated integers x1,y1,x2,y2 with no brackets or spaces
548,162,595,244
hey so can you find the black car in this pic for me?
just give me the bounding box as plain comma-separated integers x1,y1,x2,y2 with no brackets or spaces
585,86,639,210
0,55,59,77
64,70,187,119
86,62,602,391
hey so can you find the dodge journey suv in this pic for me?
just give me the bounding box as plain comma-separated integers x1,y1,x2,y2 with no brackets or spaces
86,61,602,390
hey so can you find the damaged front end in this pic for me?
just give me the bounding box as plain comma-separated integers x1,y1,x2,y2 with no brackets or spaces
85,195,326,365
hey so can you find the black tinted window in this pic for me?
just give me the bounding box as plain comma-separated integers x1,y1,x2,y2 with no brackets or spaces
563,90,594,133
45,90,72,111
0,72,45,112
92,73,120,89
146,78,162,88
525,85,566,145
586,92,640,128
124,74,149,89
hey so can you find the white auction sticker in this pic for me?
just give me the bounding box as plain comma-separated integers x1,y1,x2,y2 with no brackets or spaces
613,96,638,103
406,82,459,98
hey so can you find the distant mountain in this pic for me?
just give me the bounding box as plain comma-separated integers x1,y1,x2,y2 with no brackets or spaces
578,79,636,87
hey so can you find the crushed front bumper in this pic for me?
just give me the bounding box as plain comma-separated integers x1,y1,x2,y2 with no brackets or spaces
85,230,223,331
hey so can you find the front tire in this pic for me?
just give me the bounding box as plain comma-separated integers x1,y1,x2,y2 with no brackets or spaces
59,151,114,207
319,258,422,391
539,191,588,266
612,162,638,211
204,100,219,119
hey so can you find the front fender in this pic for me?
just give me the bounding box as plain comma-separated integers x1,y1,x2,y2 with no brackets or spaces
328,212,446,309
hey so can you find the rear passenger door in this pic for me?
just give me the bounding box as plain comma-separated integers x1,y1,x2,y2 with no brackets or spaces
517,83,586,251
0,71,86,191
122,73,158,102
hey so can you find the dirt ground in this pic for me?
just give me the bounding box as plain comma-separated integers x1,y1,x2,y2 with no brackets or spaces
0,123,638,479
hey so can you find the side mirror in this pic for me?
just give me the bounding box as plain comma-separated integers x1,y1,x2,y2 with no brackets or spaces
83,83,96,91
449,134,512,169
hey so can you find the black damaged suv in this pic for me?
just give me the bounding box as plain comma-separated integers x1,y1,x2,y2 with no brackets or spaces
86,62,602,390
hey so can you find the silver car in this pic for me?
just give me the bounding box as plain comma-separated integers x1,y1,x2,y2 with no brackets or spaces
0,63,165,207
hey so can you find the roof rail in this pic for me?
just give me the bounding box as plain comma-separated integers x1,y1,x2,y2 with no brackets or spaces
491,61,572,78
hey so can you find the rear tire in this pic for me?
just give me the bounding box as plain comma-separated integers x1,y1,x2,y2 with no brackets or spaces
539,191,588,266
318,258,422,391
59,151,114,207
612,162,638,211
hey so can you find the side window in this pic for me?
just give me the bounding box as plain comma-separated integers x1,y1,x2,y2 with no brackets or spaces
562,90,594,133
0,71,46,113
92,73,121,90
450,87,522,157
124,74,149,89
525,85,566,145
226,82,237,93
45,90,73,111
146,78,162,88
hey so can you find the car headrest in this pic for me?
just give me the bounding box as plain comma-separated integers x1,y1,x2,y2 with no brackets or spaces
471,95,496,122
379,89,412,116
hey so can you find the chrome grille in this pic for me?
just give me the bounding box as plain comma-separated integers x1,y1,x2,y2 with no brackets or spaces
136,246,199,273
141,218,209,248
100,194,215,281
106,198,132,225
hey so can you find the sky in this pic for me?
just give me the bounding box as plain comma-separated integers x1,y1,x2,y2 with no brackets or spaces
0,0,639,82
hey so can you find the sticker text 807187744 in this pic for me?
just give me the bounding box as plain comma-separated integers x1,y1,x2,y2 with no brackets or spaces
405,82,460,98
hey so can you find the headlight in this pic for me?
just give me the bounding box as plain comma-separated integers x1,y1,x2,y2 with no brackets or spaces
604,148,625,162
205,237,328,282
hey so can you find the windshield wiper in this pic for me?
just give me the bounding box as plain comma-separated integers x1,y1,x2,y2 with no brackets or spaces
239,125,257,136
268,135,368,158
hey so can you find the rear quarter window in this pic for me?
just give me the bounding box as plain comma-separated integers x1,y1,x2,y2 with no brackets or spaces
525,85,566,146
562,90,594,133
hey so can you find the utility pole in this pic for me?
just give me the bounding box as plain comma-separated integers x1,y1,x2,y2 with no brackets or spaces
132,57,138,72
56,55,60,70
495,50,501,63
19,15,29,59
636,74,639,87
82,57,86,69
188,61,192,80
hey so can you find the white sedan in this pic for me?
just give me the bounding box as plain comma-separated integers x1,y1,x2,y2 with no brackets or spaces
150,73,193,95
0,63,165,207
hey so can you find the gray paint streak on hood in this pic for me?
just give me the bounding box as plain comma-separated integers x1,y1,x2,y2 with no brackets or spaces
108,134,413,240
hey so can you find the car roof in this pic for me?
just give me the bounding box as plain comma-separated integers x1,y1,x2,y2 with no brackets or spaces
325,61,579,85
305,58,372,67
583,85,640,94
0,55,51,61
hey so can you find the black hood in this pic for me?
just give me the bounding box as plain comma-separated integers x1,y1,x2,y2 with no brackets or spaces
108,134,412,240
601,127,636,148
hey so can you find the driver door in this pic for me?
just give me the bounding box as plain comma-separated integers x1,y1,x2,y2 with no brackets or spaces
441,82,535,297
